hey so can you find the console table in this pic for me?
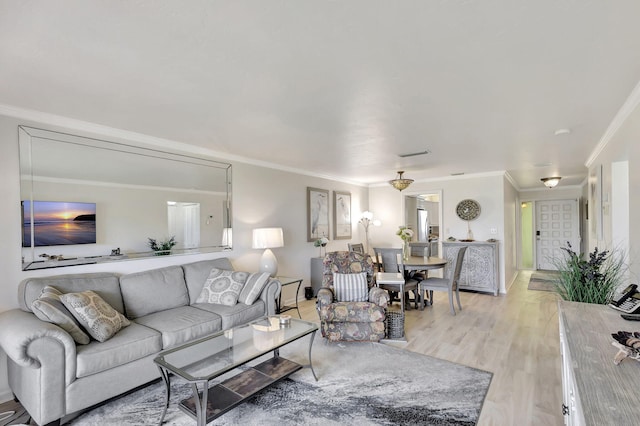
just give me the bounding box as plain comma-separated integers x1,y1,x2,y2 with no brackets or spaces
442,241,499,295
558,300,640,425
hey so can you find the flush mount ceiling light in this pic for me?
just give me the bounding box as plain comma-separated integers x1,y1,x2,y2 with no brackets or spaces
541,177,562,188
389,171,414,191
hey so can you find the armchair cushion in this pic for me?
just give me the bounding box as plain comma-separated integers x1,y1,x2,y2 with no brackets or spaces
333,272,368,302
320,302,386,322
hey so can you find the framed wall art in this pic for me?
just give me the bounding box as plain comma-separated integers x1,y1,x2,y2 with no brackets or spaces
307,187,330,242
333,191,351,239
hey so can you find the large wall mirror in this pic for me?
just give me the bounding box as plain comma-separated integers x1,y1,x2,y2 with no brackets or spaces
19,126,232,270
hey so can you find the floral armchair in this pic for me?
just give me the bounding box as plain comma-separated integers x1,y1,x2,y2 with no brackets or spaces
316,251,389,342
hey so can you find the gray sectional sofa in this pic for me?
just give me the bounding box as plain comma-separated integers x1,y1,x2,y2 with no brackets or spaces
0,258,281,426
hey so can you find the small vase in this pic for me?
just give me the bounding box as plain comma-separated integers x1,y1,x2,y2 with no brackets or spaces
403,241,410,261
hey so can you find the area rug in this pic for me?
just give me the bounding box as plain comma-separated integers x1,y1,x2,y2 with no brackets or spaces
69,335,492,426
527,271,560,292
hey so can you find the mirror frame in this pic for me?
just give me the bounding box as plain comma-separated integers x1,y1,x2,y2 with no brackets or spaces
19,126,232,270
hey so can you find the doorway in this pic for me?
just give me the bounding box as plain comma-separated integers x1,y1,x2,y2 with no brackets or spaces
535,199,580,271
167,201,201,250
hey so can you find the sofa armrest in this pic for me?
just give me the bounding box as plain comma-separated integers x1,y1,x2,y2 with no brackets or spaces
0,309,77,385
316,288,334,310
259,278,281,316
368,287,389,308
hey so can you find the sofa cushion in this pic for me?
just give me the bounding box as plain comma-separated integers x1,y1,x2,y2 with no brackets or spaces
182,258,235,304
18,273,124,314
238,272,271,305
75,322,162,378
61,291,131,342
120,265,189,319
195,269,246,306
133,306,222,349
333,272,368,302
193,300,265,330
31,286,91,345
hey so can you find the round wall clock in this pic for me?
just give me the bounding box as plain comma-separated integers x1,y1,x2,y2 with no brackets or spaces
456,199,481,221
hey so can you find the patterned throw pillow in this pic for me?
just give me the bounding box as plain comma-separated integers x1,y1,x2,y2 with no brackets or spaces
333,272,368,302
31,286,91,345
61,291,130,342
238,272,271,305
196,268,248,306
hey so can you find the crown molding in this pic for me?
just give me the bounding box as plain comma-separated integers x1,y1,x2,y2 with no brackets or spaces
585,78,640,168
0,103,367,187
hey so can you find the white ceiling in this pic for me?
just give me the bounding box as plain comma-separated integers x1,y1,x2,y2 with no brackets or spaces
2,1,640,190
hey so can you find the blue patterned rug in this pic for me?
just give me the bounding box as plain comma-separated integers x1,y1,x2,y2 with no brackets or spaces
69,336,492,425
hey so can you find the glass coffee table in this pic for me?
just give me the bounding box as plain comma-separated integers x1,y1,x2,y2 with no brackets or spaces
154,316,318,426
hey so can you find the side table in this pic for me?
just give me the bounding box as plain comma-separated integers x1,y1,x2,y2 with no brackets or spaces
275,276,303,318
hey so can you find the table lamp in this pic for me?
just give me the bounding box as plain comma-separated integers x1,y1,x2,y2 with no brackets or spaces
252,227,284,277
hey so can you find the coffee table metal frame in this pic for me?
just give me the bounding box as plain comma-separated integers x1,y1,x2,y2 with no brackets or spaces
154,316,318,426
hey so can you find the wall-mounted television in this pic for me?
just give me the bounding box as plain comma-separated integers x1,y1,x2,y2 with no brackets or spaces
22,201,96,247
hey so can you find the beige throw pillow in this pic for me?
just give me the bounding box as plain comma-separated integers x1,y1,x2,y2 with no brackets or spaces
196,268,248,306
61,290,130,342
31,286,91,345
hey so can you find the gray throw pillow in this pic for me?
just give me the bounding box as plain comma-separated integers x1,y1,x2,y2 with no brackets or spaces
61,290,130,342
238,272,271,305
31,286,91,345
195,268,247,306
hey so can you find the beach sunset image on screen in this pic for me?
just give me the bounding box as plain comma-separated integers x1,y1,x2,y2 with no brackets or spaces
22,201,96,247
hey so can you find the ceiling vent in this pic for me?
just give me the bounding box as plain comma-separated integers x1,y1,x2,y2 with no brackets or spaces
398,150,431,158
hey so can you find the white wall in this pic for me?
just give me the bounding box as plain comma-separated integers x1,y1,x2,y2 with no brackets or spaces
587,102,640,283
0,113,369,401
503,176,518,291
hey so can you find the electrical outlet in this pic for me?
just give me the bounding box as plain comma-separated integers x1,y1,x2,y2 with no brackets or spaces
490,228,497,235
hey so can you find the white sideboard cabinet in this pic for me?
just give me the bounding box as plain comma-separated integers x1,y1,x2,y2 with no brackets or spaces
558,300,640,425
442,241,499,295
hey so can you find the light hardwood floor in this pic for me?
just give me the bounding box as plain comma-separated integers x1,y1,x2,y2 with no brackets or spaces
297,270,564,426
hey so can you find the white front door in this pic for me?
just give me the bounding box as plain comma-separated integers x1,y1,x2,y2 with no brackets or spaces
536,199,580,270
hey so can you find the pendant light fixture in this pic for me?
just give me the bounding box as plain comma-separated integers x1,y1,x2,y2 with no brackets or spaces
389,171,414,192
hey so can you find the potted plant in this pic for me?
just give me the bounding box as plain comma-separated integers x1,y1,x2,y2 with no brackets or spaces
553,242,626,304
147,236,177,256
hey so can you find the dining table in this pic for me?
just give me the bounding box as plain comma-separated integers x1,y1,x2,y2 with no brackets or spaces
402,256,448,307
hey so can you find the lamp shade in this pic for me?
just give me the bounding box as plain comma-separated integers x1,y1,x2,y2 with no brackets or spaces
252,228,284,249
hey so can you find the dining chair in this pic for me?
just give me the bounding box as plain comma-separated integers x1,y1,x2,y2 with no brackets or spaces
417,246,467,315
373,247,420,310
348,243,365,254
